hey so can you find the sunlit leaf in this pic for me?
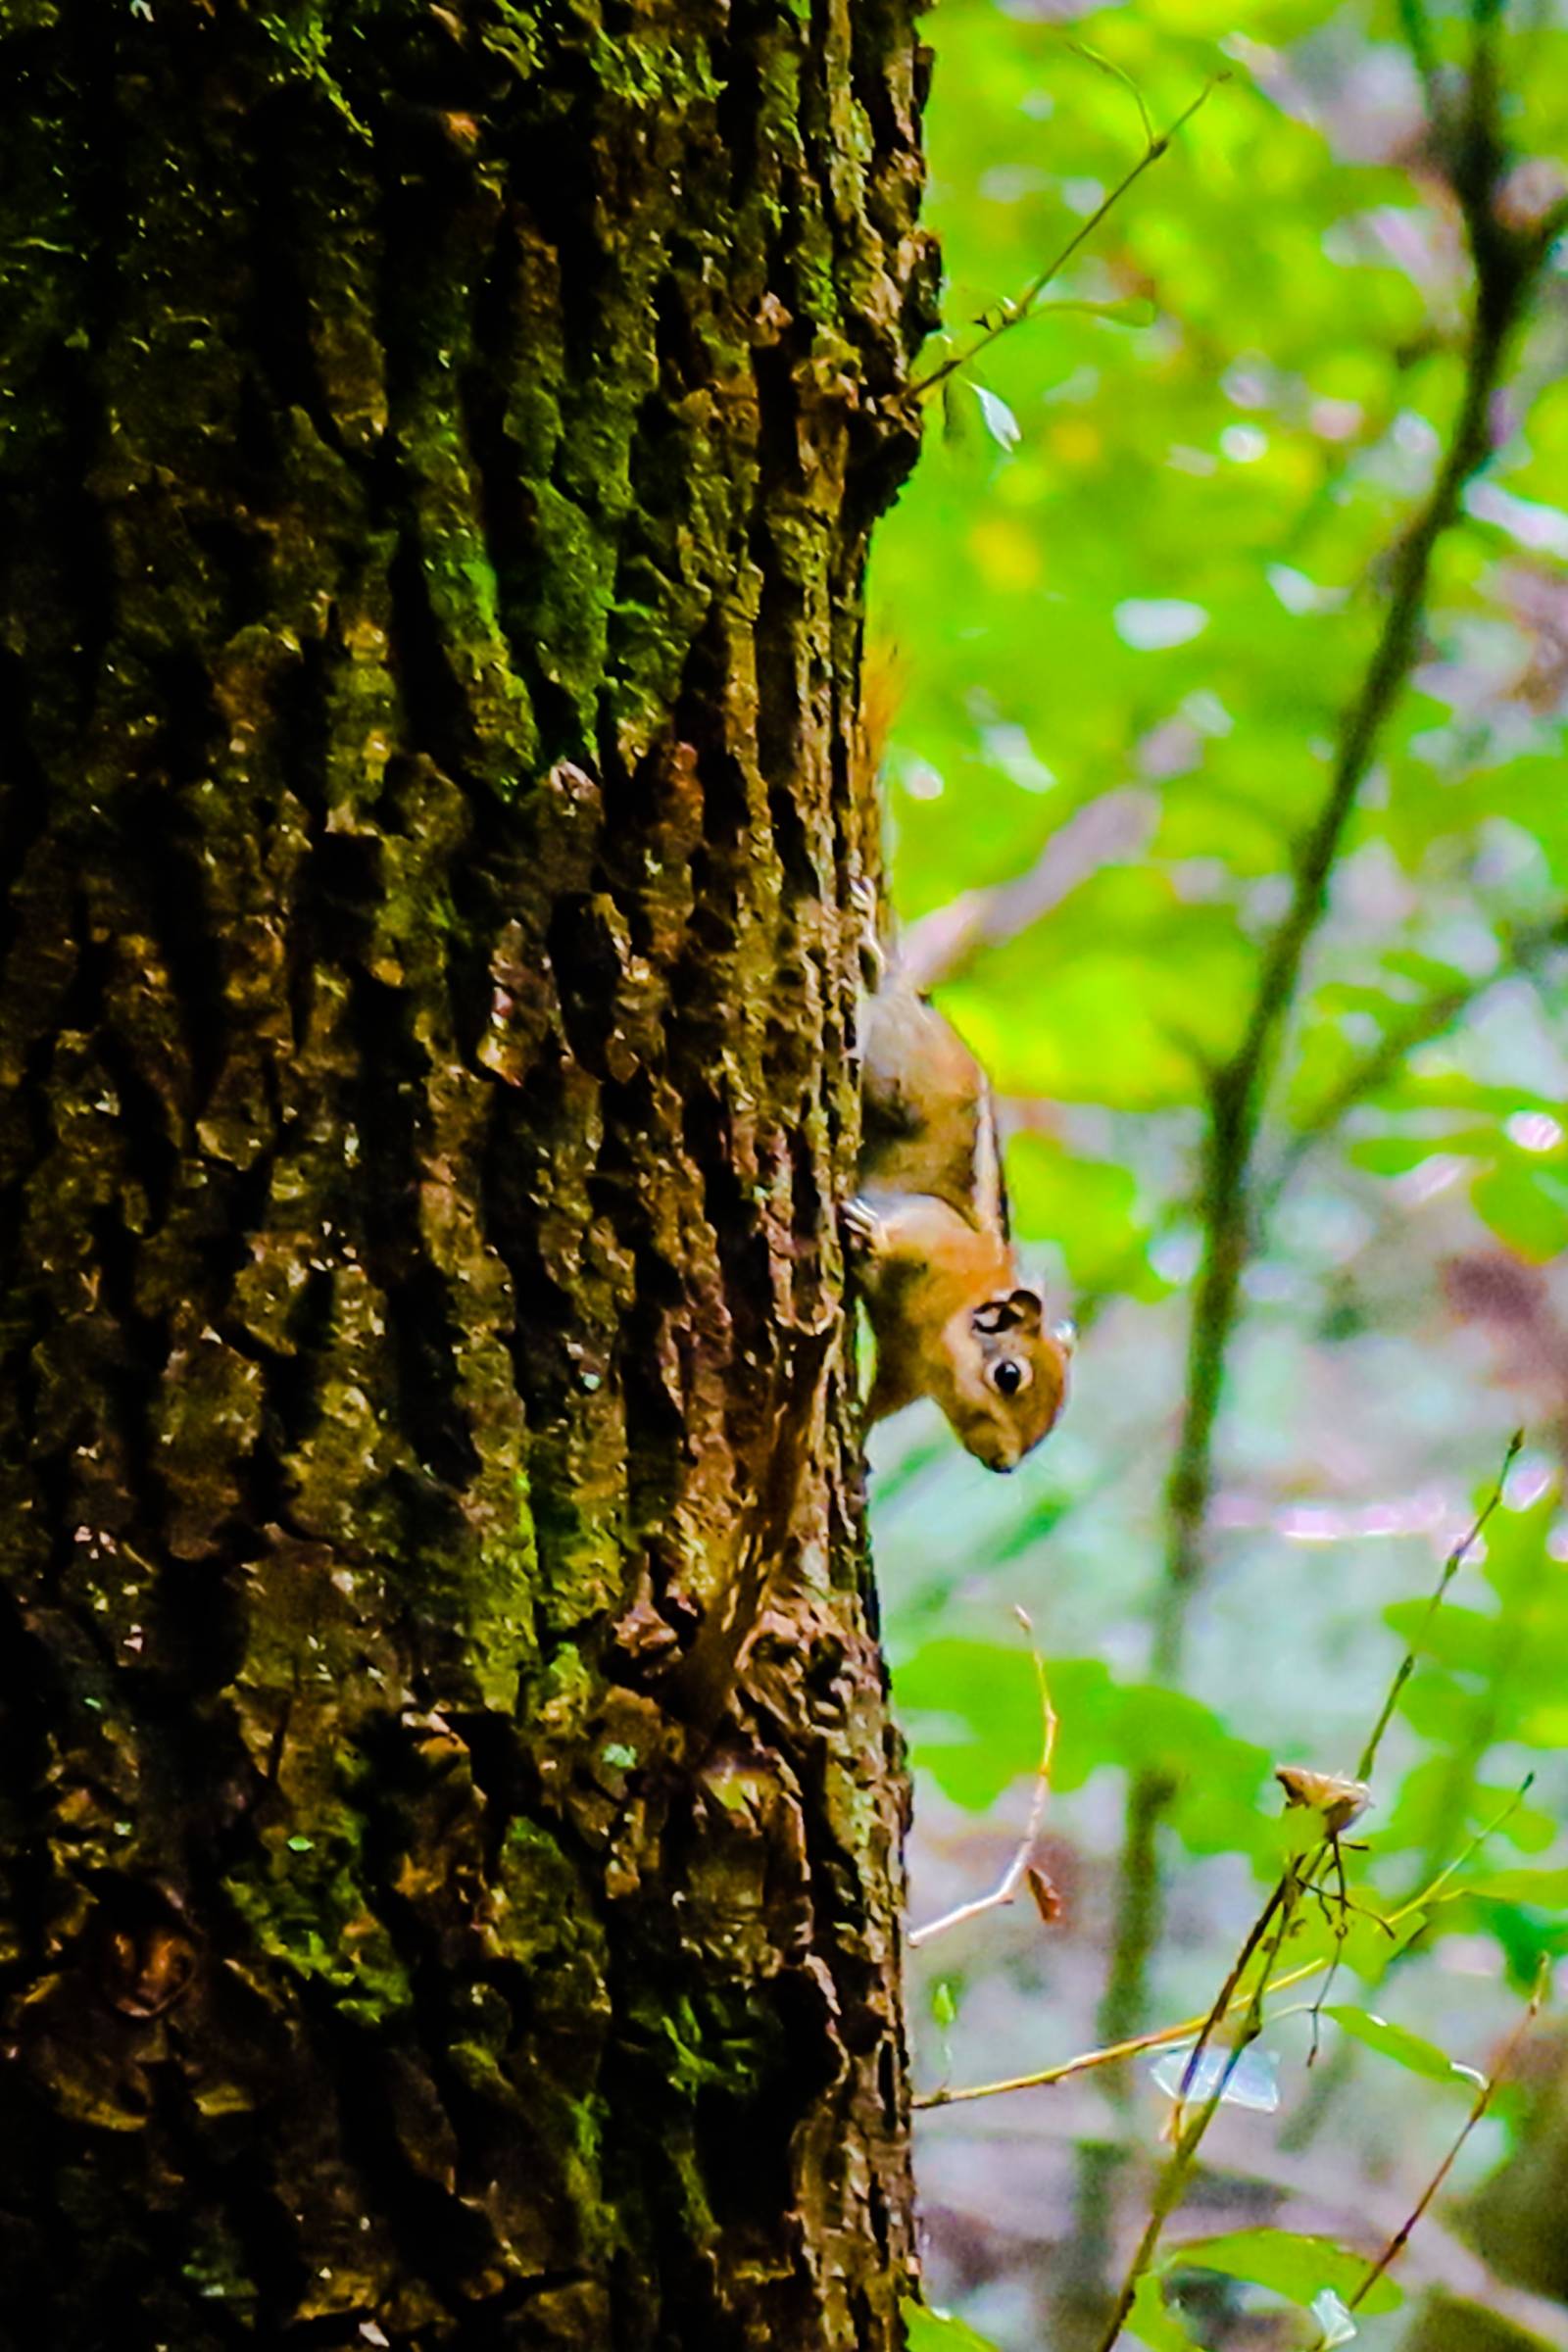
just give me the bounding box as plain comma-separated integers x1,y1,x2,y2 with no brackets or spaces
1479,1790,1558,1853
896,1643,1116,1811
1007,1134,1166,1296
1472,1164,1568,1262
1323,2005,1482,2087
1311,2287,1358,2346
1465,1868,1568,1907
973,383,1022,454
1381,1600,1500,1675
1167,2230,1401,2317
1127,2275,1203,2350
1150,2040,1281,2113
1040,294,1158,327
902,2301,1004,2352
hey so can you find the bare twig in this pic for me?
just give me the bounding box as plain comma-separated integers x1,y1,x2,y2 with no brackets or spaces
906,80,1226,405
1094,1881,1306,2352
920,1777,1532,2117
1096,17,1563,2077
1089,1431,1528,2347
909,1610,1058,1949
1353,1430,1520,1785
915,1778,1532,2113
1264,910,1568,1205
1346,1956,1550,2319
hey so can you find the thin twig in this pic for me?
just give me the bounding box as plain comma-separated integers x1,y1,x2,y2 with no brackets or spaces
1346,1956,1550,2317
909,1611,1058,1949
1265,911,1568,1204
900,790,1157,995
1298,1832,1381,2066
1090,1428,1528,2347
1095,19,1560,2075
1354,1431,1520,1785
914,1777,1534,2112
1093,1884,1306,2352
1397,0,1444,123
1066,41,1155,151
906,79,1226,404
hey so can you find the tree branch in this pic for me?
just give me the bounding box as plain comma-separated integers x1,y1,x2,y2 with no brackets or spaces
1094,29,1562,2076
1346,1957,1549,2321
1090,1436,1527,2349
1265,911,1568,1204
908,1613,1058,1950
915,1775,1531,2113
906,80,1226,405
901,790,1157,995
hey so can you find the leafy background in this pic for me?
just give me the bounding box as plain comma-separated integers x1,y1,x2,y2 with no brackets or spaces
866,3,1568,2347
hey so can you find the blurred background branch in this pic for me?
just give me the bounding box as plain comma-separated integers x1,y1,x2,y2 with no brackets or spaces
869,0,1568,2345
1098,0,1563,2069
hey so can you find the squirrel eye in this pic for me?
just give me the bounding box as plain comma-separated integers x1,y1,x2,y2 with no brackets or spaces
989,1357,1031,1397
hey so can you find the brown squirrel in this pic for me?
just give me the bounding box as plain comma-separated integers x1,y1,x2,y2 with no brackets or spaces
846,900,1074,1471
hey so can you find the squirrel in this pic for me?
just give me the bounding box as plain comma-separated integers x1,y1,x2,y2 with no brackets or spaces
844,888,1074,1472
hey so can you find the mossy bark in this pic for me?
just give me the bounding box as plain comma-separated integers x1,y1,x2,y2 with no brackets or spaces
0,3,935,2344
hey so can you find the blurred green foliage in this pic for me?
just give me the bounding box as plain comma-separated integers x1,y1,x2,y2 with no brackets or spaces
869,2,1568,2346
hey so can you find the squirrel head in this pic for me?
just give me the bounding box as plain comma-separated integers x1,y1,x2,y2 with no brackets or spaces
935,1289,1073,1472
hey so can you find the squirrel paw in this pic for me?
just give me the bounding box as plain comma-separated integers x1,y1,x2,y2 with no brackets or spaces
842,1195,886,1255
850,876,887,983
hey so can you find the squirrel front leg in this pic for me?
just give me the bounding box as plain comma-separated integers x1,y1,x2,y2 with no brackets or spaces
843,1194,922,1425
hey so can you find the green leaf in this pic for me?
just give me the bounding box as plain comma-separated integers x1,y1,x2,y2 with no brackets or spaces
1127,2274,1203,2350
1465,1867,1568,1907
1381,1599,1498,1674
1040,294,1158,327
1481,1789,1558,1854
1347,1137,1450,1177
897,1643,1116,1810
1323,2005,1481,2087
901,2302,1004,2352
1167,2230,1401,2317
1006,1135,1166,1296
1472,1164,1568,1262
1280,1902,1425,1988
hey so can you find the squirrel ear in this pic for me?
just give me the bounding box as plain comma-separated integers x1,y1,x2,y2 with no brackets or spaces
968,1298,1044,1336
970,1297,1017,1335
974,1290,1044,1336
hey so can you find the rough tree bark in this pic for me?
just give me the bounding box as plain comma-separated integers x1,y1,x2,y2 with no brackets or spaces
0,3,936,2344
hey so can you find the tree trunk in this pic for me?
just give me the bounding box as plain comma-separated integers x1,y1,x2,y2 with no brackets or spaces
0,5,935,2344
